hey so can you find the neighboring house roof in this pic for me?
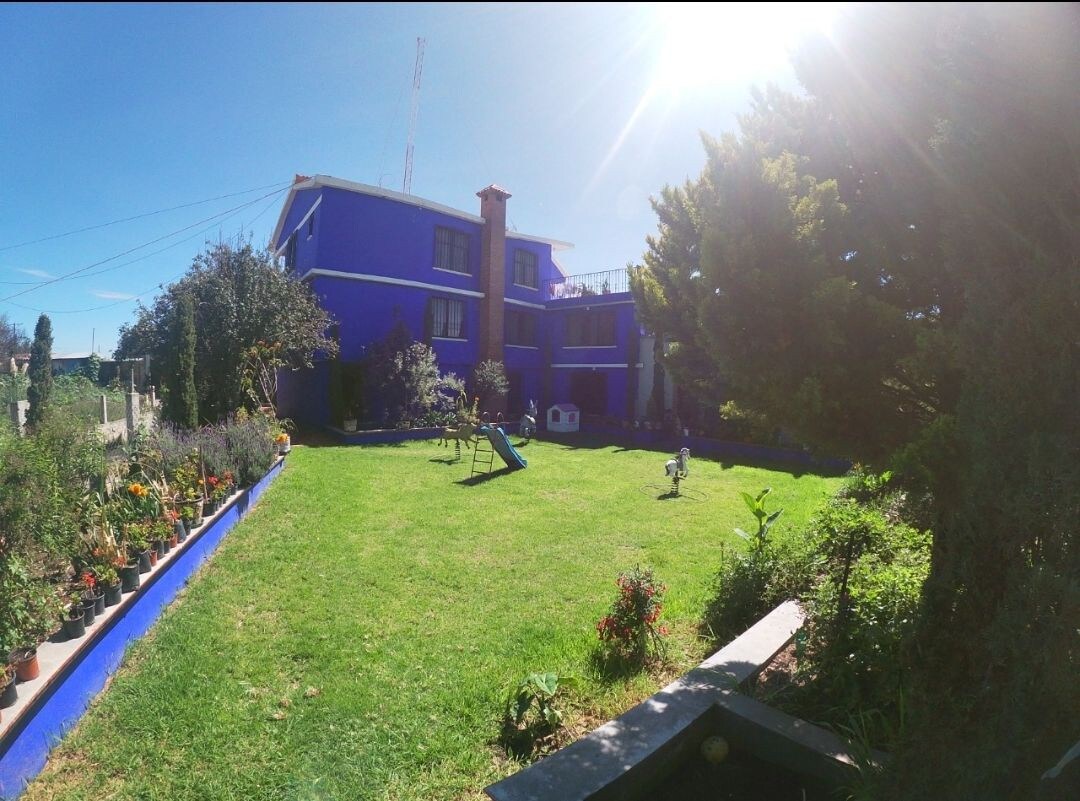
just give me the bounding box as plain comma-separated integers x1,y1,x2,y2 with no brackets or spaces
271,174,573,254
52,352,94,360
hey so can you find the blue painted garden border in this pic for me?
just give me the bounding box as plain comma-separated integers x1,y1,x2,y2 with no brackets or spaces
0,457,285,800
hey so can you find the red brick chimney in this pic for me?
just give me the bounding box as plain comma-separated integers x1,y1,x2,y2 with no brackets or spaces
477,184,511,364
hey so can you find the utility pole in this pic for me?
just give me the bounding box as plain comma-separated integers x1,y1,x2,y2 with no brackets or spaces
403,37,426,195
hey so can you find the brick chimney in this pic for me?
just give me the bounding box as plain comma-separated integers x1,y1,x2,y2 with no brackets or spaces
477,184,511,364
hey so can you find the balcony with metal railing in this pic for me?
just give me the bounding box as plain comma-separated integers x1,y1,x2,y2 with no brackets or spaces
544,268,630,301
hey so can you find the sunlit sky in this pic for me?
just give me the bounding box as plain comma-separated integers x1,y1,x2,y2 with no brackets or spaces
0,3,839,354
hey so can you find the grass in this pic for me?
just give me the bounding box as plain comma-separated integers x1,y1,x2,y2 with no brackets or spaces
24,438,842,801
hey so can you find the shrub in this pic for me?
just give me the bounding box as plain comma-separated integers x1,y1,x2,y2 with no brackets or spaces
49,375,124,423
474,360,508,410
224,412,278,486
704,487,817,642
596,567,668,663
0,556,63,656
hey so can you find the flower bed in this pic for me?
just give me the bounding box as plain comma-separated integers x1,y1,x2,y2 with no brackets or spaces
0,456,285,799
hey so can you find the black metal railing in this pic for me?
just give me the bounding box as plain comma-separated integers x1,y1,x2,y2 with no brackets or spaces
544,268,630,300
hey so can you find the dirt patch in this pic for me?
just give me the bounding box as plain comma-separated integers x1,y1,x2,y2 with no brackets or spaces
750,642,800,700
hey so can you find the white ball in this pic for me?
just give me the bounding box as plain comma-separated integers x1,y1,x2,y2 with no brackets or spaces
700,735,730,764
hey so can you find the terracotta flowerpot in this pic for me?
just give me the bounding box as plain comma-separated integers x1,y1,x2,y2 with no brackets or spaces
12,648,40,682
148,549,158,567
168,533,179,549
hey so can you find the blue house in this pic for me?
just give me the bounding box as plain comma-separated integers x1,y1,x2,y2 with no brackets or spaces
271,175,671,428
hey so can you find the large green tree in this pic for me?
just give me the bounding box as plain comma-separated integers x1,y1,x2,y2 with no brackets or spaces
25,314,53,429
632,4,1078,797
116,241,337,423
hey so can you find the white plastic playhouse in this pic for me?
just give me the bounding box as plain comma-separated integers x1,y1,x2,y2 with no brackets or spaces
546,403,580,433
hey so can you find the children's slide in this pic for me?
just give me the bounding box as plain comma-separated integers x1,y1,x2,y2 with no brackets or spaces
480,425,528,470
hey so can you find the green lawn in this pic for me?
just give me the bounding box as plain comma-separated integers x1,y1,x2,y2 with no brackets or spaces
25,439,841,801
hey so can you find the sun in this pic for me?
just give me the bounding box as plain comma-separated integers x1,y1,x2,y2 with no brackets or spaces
652,2,842,92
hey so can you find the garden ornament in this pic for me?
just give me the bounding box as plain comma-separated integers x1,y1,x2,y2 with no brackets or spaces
520,399,537,442
664,447,690,495
439,422,478,459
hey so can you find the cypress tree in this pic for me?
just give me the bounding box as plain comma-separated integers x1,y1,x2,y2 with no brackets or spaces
163,293,199,428
25,314,53,429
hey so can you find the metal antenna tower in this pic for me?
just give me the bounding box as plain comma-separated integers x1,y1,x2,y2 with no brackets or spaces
403,37,426,195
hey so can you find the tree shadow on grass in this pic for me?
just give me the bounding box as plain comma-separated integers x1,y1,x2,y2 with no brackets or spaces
428,455,462,466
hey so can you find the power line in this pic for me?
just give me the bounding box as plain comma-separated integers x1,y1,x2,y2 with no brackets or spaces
0,179,293,254
0,187,290,315
0,187,288,304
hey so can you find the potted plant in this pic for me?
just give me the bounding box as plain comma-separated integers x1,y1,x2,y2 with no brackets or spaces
343,403,358,433
97,565,122,607
80,576,98,626
119,558,141,593
166,512,180,549
62,595,86,640
8,581,61,682
0,665,16,710
127,521,152,574
173,510,187,544
82,572,105,617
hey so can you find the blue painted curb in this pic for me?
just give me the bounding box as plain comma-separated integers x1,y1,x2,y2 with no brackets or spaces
0,457,285,800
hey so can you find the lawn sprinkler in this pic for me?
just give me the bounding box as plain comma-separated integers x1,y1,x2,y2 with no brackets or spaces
519,399,537,442
664,448,690,496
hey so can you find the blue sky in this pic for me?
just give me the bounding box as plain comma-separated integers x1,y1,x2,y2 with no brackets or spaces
0,3,824,355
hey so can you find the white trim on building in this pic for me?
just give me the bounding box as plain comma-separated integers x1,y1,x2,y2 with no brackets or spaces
301,268,486,299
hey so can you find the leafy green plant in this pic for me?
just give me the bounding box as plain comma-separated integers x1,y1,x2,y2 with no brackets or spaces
506,672,577,732
705,489,804,642
735,487,783,554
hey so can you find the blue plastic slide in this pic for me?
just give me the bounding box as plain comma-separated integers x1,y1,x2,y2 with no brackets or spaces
480,425,528,470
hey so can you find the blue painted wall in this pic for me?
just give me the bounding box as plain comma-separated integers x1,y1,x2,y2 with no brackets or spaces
274,182,646,426
544,295,639,418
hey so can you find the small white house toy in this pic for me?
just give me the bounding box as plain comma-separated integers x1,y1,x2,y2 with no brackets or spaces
547,403,580,433
664,447,690,495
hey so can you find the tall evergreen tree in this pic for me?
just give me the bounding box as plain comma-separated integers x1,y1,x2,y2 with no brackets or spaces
162,293,198,429
25,314,53,429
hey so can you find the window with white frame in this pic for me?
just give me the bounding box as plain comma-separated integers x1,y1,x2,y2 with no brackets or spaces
513,249,538,288
434,226,470,274
428,296,465,339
